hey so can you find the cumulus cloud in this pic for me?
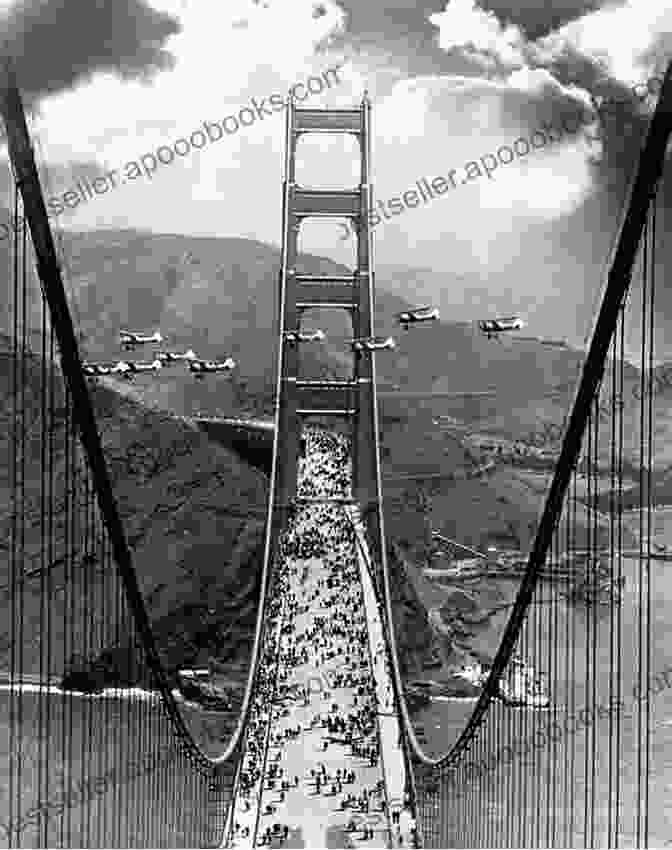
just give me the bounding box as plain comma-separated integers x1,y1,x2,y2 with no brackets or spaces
430,0,672,89
428,0,526,70
476,0,605,41
416,0,672,204
19,0,349,163
533,0,672,86
0,0,181,105
0,0,358,246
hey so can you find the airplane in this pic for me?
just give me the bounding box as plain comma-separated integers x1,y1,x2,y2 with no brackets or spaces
478,316,525,341
156,349,197,364
82,361,118,377
188,357,236,379
397,306,440,330
283,329,326,345
351,335,397,353
114,359,163,380
119,330,163,350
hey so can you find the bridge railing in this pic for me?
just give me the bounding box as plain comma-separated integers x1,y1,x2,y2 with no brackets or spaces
366,60,672,848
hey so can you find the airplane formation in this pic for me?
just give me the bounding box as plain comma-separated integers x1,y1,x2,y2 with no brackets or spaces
84,310,534,383
82,332,237,381
395,306,530,344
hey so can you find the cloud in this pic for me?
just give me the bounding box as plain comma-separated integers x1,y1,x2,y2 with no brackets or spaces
374,79,431,142
16,0,349,164
419,0,671,194
477,0,607,41
370,68,597,229
447,0,672,87
532,0,672,86
1,0,181,105
0,0,353,235
428,0,526,70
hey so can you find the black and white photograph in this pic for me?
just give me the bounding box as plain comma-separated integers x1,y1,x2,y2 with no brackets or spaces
0,0,671,846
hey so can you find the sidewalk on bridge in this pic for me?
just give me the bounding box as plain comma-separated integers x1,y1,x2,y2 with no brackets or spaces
348,507,417,848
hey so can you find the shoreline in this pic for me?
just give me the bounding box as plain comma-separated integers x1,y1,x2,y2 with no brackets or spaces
0,680,231,712
0,681,160,701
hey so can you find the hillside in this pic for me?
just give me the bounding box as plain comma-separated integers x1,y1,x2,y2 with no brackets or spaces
0,340,269,690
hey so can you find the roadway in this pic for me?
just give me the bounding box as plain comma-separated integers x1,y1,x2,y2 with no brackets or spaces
225,427,416,848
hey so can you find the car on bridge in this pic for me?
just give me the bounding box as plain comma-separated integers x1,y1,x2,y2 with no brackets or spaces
350,335,396,353
396,306,440,329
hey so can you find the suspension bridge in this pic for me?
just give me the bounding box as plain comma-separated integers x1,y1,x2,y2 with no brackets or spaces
1,55,671,848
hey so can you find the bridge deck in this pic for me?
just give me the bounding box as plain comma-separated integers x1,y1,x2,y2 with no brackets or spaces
226,428,416,848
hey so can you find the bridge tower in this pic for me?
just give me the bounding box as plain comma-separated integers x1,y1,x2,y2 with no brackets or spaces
272,94,385,556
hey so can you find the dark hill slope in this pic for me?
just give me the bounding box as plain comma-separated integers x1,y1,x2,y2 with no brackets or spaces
0,339,269,681
92,379,269,669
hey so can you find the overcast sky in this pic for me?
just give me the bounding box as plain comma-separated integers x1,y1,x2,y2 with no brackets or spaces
1,0,671,349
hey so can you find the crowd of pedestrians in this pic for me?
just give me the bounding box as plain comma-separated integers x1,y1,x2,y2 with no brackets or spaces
297,427,351,500
228,426,417,848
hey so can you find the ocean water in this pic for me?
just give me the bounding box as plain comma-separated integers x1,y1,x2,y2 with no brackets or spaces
0,689,158,848
414,507,672,847
0,685,228,848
